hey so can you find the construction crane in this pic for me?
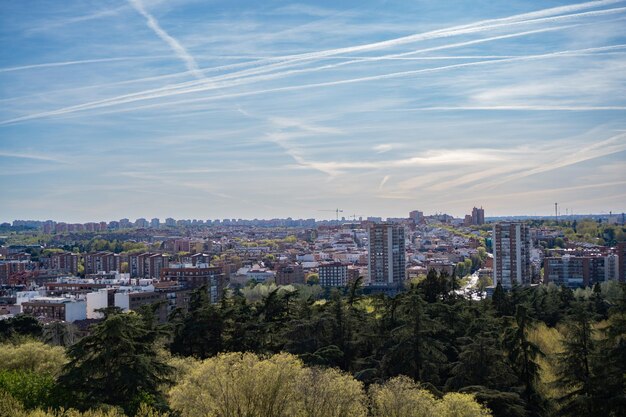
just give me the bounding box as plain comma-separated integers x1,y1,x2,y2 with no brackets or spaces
348,213,364,221
318,208,344,222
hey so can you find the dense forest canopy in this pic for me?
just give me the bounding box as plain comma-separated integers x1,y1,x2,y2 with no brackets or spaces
1,275,625,417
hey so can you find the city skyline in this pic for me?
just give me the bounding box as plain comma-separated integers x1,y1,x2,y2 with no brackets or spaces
1,0,625,222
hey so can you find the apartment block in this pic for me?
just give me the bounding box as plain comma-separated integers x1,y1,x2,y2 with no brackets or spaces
49,252,79,275
160,264,225,302
368,223,406,286
84,251,123,274
319,262,349,287
544,254,616,288
493,222,531,289
22,297,87,322
471,207,485,225
275,263,305,285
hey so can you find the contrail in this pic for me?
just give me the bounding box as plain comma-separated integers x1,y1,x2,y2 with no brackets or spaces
44,1,623,115
136,3,626,99
3,0,624,124
5,43,622,126
0,24,587,121
0,56,171,73
128,0,205,80
473,132,626,189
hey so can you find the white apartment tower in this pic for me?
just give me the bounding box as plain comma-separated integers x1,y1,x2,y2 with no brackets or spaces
368,223,406,286
493,222,532,289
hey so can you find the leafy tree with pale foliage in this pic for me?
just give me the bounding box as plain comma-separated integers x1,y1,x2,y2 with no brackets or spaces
0,340,67,377
295,366,367,417
369,376,438,417
169,352,303,417
369,376,492,417
169,352,367,417
0,390,168,417
0,341,68,410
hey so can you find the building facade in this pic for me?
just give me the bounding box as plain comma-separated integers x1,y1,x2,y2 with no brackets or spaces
84,252,123,275
471,207,485,225
544,254,617,288
318,262,349,287
275,263,305,285
368,223,406,286
493,222,531,289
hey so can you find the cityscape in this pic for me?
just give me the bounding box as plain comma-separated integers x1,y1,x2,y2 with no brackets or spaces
1,0,626,416
2,208,625,320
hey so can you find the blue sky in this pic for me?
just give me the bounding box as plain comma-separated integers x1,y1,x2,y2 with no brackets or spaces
0,0,625,222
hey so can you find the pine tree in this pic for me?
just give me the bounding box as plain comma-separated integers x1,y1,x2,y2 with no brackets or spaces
554,301,600,417
447,317,517,391
503,305,544,417
594,284,626,417
381,285,445,382
58,311,172,415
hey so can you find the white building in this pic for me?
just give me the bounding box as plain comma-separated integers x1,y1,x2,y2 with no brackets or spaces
86,289,110,319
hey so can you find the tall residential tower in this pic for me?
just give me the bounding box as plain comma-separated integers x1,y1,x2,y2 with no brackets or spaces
493,222,531,289
368,223,406,286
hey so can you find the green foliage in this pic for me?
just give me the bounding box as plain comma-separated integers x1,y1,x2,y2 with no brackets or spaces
0,340,67,376
370,376,492,417
0,315,43,342
2,269,622,417
503,305,545,416
553,302,600,417
0,370,56,410
58,312,172,415
43,322,79,348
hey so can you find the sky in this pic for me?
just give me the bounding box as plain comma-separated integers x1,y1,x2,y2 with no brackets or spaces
0,0,625,223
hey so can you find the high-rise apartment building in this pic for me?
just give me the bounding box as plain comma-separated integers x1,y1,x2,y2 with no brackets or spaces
471,207,485,225
493,222,531,289
368,223,406,286
409,210,424,223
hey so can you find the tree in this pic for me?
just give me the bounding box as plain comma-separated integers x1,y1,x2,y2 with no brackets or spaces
491,283,510,316
58,312,172,415
0,315,42,341
592,285,626,417
437,392,493,417
170,286,224,358
43,321,79,347
381,286,445,382
554,302,600,417
419,269,446,303
369,376,492,417
503,305,544,417
0,340,67,376
0,370,56,410
459,387,526,417
369,376,437,417
446,318,517,391
169,352,304,417
296,367,367,417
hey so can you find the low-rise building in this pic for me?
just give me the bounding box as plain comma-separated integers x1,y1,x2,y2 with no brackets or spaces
274,263,305,285
22,297,87,322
